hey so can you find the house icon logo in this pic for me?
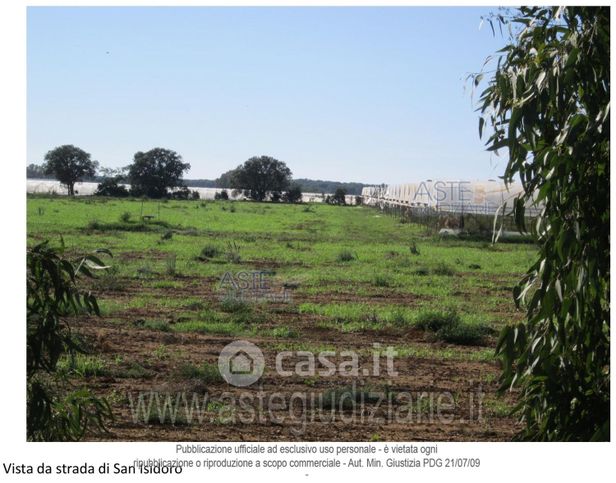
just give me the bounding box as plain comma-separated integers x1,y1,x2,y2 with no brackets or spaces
218,340,265,387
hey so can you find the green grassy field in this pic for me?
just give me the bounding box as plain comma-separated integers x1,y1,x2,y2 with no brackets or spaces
27,196,536,441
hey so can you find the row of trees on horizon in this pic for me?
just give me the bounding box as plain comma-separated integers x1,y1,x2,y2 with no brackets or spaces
27,145,367,198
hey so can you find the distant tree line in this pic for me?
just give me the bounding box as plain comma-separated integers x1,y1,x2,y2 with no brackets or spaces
27,163,54,180
180,178,218,188
179,176,366,195
212,174,366,195
30,146,366,204
292,179,365,196
26,153,368,196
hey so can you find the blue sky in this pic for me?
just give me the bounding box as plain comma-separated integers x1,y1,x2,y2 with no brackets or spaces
27,7,507,184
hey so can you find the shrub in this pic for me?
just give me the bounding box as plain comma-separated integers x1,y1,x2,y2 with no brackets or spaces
198,244,220,260
432,263,455,276
414,309,461,333
220,296,251,314
214,190,229,200
224,241,241,263
119,212,131,223
87,219,101,230
414,309,493,346
326,188,347,205
169,186,191,200
95,178,129,197
390,309,412,327
437,323,493,346
283,184,303,203
92,266,125,292
336,249,356,262
373,275,390,287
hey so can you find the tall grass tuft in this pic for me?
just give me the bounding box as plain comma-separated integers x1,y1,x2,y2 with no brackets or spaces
336,249,356,262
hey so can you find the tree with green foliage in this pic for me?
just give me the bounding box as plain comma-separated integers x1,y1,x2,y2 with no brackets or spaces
215,168,239,189
95,167,129,197
230,156,292,202
27,241,113,440
95,178,129,197
283,184,303,203
27,163,52,180
127,148,190,198
476,7,609,441
168,186,200,200
328,188,347,206
42,145,98,196
215,190,229,200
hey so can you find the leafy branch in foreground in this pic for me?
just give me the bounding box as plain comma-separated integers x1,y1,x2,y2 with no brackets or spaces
27,241,113,441
476,7,609,441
